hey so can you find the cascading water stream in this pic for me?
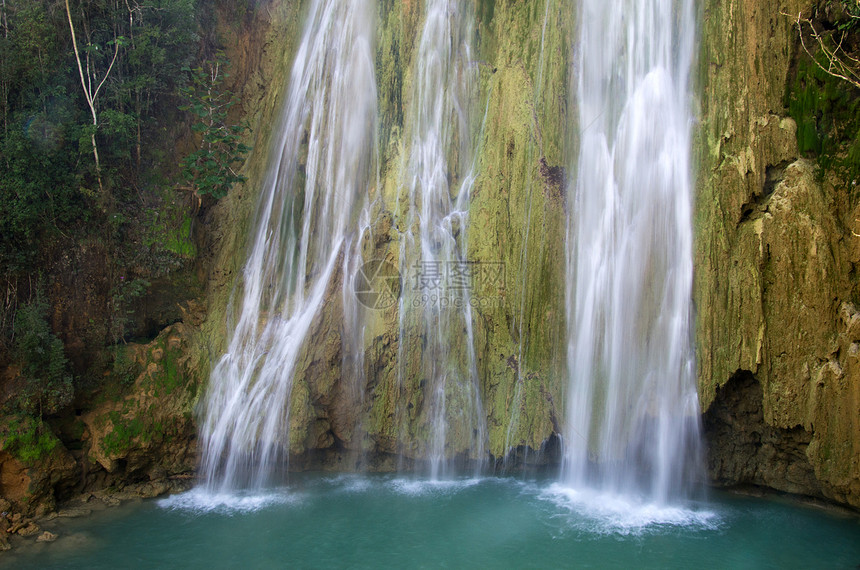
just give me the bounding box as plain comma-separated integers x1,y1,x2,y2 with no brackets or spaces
198,0,377,493
562,0,701,503
397,0,485,480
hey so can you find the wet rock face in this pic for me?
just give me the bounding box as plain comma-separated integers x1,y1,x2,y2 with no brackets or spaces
695,0,860,507
0,453,29,503
0,0,847,511
0,323,201,516
703,371,820,496
0,433,77,516
201,0,860,504
75,323,202,497
200,0,575,469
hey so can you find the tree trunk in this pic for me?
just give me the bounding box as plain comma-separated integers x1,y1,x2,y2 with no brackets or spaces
64,0,120,206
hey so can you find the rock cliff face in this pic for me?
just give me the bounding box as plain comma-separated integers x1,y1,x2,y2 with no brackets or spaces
0,322,203,516
202,0,573,471
203,0,860,506
695,0,860,507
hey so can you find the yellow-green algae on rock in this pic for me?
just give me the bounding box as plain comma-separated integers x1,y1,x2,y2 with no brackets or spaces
196,0,574,470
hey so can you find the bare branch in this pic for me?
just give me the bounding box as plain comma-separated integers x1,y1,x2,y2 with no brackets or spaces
782,10,860,90
92,38,120,102
66,0,95,114
64,0,121,198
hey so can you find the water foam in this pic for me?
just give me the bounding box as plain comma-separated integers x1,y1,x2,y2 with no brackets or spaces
389,477,483,497
322,475,374,494
541,483,718,535
158,488,298,515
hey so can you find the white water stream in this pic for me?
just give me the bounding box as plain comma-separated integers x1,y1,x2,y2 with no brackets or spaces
562,0,702,503
397,0,486,479
198,0,702,496
199,0,377,492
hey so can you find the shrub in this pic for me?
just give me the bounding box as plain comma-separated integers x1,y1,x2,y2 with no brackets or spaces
12,298,73,416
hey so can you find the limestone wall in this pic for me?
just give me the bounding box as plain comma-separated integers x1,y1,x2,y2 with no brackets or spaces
695,0,860,507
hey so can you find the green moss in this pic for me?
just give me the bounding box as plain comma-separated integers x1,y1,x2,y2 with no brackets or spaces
165,216,197,258
111,345,140,388
148,337,185,397
478,0,495,24
288,379,311,454
468,14,570,455
787,52,860,182
99,403,171,457
160,351,181,395
1,416,59,465
100,411,145,456
376,2,405,165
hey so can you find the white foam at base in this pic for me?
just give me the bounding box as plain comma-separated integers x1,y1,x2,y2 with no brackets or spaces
157,488,298,514
389,477,483,497
541,483,719,535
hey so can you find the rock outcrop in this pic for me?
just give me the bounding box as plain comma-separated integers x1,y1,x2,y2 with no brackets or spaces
696,0,860,507
0,323,202,516
201,0,860,506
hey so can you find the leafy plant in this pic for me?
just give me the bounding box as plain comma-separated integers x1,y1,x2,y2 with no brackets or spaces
179,54,250,201
11,298,73,416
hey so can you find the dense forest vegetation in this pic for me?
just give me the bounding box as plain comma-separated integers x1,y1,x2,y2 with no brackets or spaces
0,0,249,446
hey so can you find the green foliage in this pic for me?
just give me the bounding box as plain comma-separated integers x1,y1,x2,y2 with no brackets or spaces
109,276,151,343
835,0,860,26
787,49,860,183
0,125,87,271
0,0,88,271
11,298,73,416
0,0,200,276
0,0,234,394
1,415,59,465
179,55,251,199
100,0,197,169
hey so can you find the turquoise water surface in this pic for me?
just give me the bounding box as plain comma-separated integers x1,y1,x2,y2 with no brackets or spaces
3,475,858,569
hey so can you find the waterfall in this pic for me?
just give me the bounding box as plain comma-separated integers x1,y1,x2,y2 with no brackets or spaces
562,0,701,502
198,0,377,492
397,0,485,479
